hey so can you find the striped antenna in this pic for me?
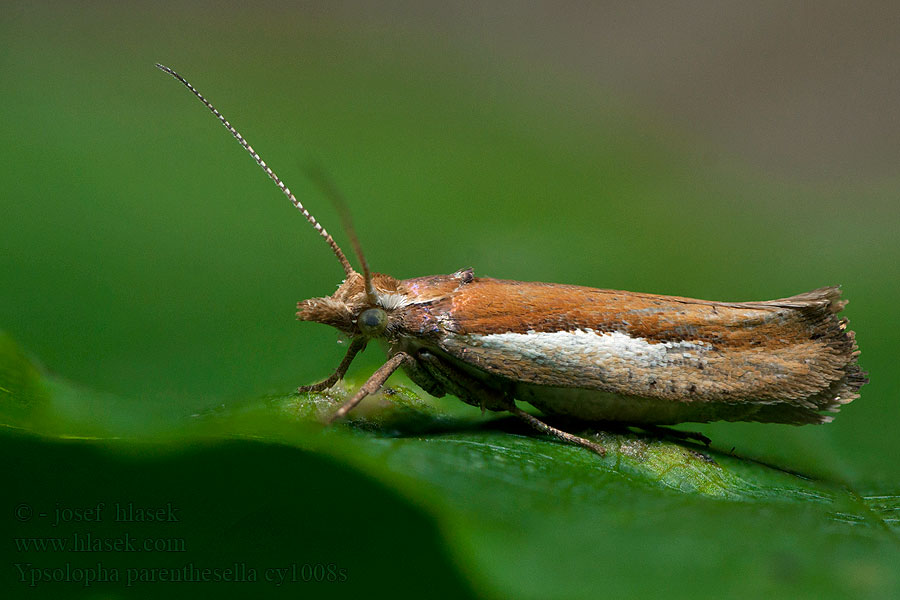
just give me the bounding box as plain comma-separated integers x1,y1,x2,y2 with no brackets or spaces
155,63,354,278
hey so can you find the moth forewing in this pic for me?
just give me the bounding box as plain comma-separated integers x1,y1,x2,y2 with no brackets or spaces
159,64,866,457
425,280,865,425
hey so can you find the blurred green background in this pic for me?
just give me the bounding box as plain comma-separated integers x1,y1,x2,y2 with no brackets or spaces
2,2,899,598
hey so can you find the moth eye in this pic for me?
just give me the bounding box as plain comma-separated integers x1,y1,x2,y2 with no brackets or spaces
358,307,388,337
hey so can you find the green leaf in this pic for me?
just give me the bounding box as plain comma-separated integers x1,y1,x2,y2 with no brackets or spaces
2,332,898,599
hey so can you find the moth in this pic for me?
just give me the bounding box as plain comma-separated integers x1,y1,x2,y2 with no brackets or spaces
157,64,866,455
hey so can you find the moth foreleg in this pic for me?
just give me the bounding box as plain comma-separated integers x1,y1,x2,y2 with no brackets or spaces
327,351,413,423
297,337,366,393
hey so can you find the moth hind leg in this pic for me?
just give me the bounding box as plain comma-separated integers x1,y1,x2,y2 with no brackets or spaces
635,424,711,447
510,407,607,457
416,350,606,457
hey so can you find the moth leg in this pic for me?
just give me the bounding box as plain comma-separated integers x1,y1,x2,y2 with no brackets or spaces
297,337,366,393
416,351,510,412
327,351,413,423
416,351,607,456
636,424,711,446
510,408,607,457
400,356,448,398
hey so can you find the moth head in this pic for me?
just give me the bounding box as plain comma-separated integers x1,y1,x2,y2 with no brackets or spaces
296,271,405,338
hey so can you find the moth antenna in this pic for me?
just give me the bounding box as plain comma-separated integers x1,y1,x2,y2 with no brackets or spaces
155,63,354,278
305,165,378,306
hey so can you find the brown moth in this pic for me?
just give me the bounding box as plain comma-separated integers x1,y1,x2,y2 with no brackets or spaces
157,64,866,455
